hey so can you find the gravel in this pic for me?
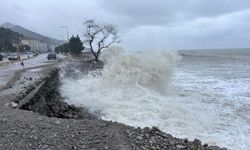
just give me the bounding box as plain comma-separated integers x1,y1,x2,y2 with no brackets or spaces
0,58,228,150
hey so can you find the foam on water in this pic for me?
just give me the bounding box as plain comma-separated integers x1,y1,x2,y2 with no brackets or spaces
179,48,250,59
60,48,250,149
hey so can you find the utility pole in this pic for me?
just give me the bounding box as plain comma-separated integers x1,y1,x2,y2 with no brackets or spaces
61,26,69,40
61,26,70,54
16,36,19,55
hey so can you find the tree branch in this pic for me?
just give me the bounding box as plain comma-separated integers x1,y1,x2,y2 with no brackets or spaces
83,19,120,61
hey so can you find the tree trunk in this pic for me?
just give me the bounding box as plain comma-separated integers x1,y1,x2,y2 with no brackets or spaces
94,49,102,61
94,54,99,61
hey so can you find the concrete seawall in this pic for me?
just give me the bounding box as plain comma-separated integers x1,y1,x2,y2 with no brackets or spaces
17,68,96,119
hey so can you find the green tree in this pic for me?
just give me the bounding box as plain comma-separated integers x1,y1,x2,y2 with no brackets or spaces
69,35,83,56
55,42,70,54
0,27,24,52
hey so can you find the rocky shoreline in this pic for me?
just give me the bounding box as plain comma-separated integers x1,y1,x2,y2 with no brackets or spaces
0,60,227,150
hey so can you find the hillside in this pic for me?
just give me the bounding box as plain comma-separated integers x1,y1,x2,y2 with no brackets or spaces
1,23,64,45
0,27,24,52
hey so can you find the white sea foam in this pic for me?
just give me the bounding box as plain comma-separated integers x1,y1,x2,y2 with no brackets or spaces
179,48,250,59
60,48,250,150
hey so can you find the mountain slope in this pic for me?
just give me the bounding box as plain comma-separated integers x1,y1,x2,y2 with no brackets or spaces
1,23,64,45
0,27,25,52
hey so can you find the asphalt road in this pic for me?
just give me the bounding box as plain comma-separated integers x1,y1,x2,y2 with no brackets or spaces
0,54,56,90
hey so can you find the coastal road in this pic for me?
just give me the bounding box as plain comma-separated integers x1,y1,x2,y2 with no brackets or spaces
0,53,57,91
0,54,35,66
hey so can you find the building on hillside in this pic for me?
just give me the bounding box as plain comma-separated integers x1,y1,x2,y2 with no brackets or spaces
21,39,48,53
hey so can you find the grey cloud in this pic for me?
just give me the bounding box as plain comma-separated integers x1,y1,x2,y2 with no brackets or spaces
0,0,250,49
11,3,26,13
121,9,250,49
100,0,250,27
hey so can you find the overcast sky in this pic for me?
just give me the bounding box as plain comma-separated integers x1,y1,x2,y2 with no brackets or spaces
1,0,250,50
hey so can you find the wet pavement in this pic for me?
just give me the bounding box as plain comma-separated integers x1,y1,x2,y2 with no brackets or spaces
0,54,57,91
0,54,35,66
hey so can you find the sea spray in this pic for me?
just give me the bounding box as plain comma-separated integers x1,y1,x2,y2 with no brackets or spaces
60,48,250,149
60,47,178,120
99,48,177,95
60,48,211,146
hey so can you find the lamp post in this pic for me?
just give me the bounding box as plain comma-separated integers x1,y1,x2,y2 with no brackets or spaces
61,26,69,40
60,26,70,54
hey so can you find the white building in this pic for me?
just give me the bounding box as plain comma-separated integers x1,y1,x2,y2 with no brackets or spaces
21,39,48,52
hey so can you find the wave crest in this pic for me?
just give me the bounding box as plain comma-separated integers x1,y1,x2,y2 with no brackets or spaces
100,48,177,94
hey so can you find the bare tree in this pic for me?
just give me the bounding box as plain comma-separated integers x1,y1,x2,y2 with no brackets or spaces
83,19,120,61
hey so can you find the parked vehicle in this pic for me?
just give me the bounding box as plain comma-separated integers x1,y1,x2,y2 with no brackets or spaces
0,54,3,61
47,53,57,60
33,52,39,57
8,53,20,60
0,53,7,58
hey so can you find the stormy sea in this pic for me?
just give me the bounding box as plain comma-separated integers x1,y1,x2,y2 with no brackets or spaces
60,48,250,149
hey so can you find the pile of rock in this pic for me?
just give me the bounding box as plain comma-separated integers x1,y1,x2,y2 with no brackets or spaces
126,126,227,150
60,59,104,79
18,68,96,120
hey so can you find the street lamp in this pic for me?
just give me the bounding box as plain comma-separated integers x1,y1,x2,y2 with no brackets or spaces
61,26,69,40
